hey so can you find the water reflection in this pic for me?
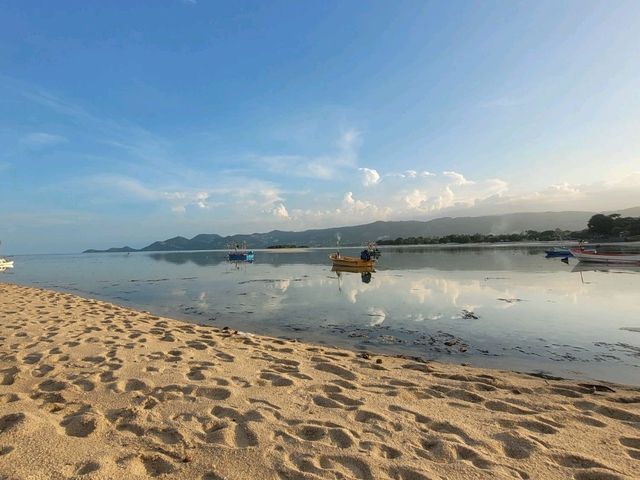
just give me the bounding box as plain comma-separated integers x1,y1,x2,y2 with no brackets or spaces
149,246,563,272
7,247,640,384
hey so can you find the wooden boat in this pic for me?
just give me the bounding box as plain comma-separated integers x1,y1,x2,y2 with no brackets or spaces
331,264,375,274
329,253,375,268
571,248,640,265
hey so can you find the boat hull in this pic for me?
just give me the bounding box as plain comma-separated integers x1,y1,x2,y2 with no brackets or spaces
228,253,255,262
571,248,640,264
544,247,572,256
329,254,375,268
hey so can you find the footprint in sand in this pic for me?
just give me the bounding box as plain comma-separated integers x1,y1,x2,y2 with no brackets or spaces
485,400,536,415
359,440,402,459
75,461,101,476
38,379,68,392
0,413,26,434
0,366,19,385
574,400,640,423
0,446,14,456
318,455,374,480
494,432,538,459
195,387,231,401
572,472,625,480
259,371,294,387
619,437,640,460
313,362,358,381
22,352,43,365
60,412,99,438
203,420,259,448
187,367,207,381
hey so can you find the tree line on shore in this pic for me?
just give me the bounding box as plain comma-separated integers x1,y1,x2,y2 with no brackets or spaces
378,214,640,246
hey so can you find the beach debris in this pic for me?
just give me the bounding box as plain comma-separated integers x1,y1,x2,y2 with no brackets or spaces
528,371,564,381
375,359,383,364
578,383,616,393
461,310,479,319
359,352,371,360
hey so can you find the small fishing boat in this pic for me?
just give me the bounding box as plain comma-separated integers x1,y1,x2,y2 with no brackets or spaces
544,246,573,257
0,242,13,269
571,248,640,265
228,250,255,262
227,242,255,262
329,252,375,268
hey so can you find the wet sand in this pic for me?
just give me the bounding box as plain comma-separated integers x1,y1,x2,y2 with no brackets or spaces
1,282,639,479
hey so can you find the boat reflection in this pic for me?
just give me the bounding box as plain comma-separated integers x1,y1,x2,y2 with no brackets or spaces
332,265,375,285
571,263,640,274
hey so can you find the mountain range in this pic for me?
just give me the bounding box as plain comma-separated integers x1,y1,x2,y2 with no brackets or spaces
83,207,640,253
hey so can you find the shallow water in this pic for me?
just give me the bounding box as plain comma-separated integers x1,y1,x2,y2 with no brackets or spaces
3,246,640,384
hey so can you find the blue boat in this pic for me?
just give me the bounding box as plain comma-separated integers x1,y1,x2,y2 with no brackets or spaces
228,250,255,262
228,242,255,262
544,247,573,257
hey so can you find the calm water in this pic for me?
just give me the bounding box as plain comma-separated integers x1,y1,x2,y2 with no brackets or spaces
2,246,639,384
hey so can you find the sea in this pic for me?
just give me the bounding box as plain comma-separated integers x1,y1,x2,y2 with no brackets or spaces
2,245,639,385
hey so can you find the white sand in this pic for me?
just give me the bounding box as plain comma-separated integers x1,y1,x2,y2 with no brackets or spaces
1,283,639,479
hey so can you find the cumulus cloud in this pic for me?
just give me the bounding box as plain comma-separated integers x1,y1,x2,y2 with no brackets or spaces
272,203,290,218
358,167,381,186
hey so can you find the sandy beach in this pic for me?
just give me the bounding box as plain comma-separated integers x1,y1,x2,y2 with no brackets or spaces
0,283,638,479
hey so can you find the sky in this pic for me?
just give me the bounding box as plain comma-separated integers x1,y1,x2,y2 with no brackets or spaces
1,0,640,254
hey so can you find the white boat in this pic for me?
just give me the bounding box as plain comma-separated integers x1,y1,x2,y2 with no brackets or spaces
0,241,12,269
0,258,13,269
571,248,640,265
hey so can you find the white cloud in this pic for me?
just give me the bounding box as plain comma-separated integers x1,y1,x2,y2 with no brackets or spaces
81,174,284,216
255,129,361,180
272,203,290,218
443,171,473,185
358,167,381,186
21,132,68,148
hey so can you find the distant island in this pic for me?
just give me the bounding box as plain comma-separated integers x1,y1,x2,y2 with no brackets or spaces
266,245,309,249
83,208,640,253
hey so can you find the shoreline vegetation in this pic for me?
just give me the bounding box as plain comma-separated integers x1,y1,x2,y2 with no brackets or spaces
380,214,640,246
1,282,639,479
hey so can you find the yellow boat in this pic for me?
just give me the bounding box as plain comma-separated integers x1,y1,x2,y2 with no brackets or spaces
329,253,375,268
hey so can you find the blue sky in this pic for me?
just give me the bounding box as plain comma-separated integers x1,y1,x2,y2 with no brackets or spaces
1,1,640,254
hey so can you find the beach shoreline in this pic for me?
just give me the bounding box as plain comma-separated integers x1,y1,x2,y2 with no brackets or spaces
1,282,639,479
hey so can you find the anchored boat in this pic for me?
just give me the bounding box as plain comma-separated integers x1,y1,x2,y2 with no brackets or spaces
228,242,255,262
329,253,375,268
571,248,640,265
0,259,13,269
544,246,573,257
0,241,13,269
